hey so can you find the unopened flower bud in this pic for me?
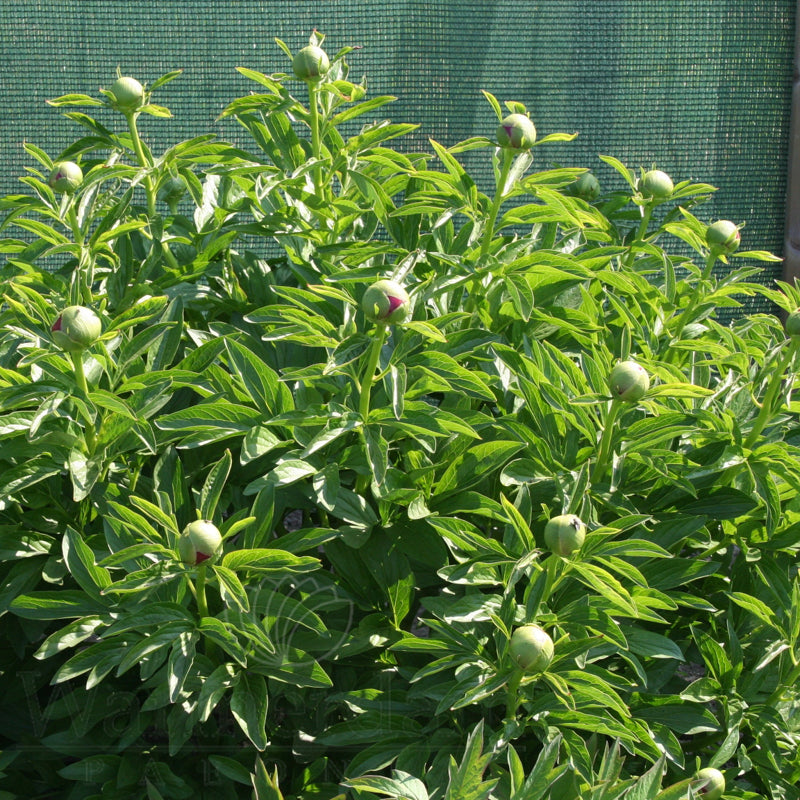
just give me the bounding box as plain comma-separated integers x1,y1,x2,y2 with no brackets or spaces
48,162,83,194
51,306,102,352
786,309,800,338
109,76,145,112
608,360,650,402
639,169,674,200
694,768,725,800
178,519,222,566
544,514,586,557
566,172,601,201
509,624,554,673
158,175,187,210
706,220,740,255
496,113,537,150
362,279,410,324
293,45,330,82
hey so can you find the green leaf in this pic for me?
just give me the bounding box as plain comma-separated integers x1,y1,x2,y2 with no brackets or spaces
625,756,667,800
224,339,290,415
231,672,269,750
199,618,249,666
128,495,180,536
345,771,429,800
212,564,250,611
167,630,197,702
156,401,262,442
727,591,782,632
251,757,285,800
10,590,106,620
115,621,193,677
200,449,232,521
222,548,319,573
634,703,720,735
510,735,563,800
34,615,106,660
620,628,685,661
444,720,497,800
434,441,524,497
61,526,111,601
47,93,105,107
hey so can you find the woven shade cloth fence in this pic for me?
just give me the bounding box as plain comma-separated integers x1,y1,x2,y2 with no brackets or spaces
1,1,796,315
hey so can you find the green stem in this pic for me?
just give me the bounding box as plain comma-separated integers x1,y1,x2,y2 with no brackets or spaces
125,111,156,217
66,206,93,305
359,324,388,420
307,82,324,198
622,204,654,268
634,204,654,243
590,399,623,484
356,325,388,494
70,350,96,454
667,253,719,360
195,563,209,618
480,148,514,259
66,205,84,246
744,339,800,449
702,250,718,279
504,670,523,719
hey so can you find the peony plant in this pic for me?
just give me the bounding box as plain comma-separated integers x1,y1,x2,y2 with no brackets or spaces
0,35,794,800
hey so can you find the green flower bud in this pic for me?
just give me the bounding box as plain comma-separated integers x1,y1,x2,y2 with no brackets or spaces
785,309,800,338
292,45,330,82
509,624,554,673
109,76,145,112
362,279,410,324
706,220,740,255
544,514,586,557
158,175,187,207
694,768,725,800
178,519,222,565
51,306,102,352
639,169,674,200
566,172,601,201
496,113,537,150
48,161,83,194
608,360,650,402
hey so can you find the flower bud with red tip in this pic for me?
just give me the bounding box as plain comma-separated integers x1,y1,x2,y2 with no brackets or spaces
706,220,740,255
51,306,101,352
293,45,330,82
496,113,537,150
362,280,410,324
178,520,222,566
608,361,650,402
48,162,83,194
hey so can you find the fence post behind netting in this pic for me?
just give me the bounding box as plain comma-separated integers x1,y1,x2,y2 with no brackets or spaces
784,0,800,284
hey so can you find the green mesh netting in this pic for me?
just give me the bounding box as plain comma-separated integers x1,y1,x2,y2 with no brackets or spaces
1,1,795,313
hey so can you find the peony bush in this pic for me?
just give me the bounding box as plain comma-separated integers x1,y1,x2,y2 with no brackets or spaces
1,30,799,800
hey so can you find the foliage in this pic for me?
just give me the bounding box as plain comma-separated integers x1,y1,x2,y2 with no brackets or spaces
0,32,799,800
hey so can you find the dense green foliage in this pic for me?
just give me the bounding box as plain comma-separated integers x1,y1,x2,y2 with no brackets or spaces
1,32,799,800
